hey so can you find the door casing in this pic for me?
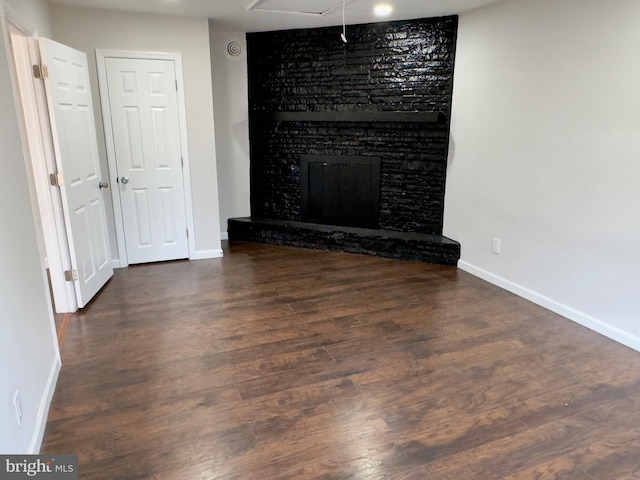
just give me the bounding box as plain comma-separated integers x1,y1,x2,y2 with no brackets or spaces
96,50,196,268
5,6,77,313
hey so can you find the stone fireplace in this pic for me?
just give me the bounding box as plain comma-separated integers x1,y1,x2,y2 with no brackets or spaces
228,16,461,265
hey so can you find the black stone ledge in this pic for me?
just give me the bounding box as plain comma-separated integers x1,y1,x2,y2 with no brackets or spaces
228,217,460,266
256,111,443,124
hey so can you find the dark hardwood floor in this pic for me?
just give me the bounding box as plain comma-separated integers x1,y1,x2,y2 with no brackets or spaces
53,312,72,348
41,241,640,479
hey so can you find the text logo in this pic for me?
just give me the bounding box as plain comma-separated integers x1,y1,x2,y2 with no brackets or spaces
0,455,77,479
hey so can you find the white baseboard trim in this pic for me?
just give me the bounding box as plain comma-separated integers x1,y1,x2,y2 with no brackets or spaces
29,356,61,453
113,250,225,265
220,232,229,241
458,260,640,353
191,249,224,260
112,259,125,269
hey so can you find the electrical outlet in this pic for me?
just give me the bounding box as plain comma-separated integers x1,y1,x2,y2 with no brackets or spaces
13,390,22,427
492,238,501,255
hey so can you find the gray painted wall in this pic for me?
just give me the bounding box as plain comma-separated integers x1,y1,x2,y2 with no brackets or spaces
446,0,640,349
209,26,251,238
0,0,60,453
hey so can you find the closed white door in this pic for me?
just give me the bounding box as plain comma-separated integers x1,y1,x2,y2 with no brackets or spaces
104,57,188,264
39,38,113,307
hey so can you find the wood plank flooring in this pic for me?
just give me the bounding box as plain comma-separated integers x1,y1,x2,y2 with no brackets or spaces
54,312,73,348
41,241,640,479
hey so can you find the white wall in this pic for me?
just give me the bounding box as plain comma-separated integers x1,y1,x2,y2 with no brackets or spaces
445,0,640,350
0,2,60,453
50,5,222,259
209,25,251,238
3,0,51,37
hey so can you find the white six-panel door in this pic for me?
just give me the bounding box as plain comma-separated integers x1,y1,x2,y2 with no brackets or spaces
104,57,189,264
39,38,113,307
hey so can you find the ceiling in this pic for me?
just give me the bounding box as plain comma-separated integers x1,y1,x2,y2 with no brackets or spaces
46,0,505,32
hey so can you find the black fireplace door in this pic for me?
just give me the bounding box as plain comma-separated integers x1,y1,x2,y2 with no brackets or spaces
301,155,381,229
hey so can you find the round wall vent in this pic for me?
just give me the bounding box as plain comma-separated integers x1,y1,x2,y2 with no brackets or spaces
224,39,244,61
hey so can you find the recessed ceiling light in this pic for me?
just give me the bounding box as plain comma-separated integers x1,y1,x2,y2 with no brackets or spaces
374,4,393,16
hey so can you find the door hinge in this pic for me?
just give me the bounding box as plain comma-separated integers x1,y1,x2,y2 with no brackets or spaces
181,157,184,168
49,173,64,187
64,270,78,282
175,80,178,91
33,64,48,79
186,229,189,239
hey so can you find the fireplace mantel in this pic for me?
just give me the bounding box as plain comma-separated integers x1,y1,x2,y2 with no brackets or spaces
260,111,442,123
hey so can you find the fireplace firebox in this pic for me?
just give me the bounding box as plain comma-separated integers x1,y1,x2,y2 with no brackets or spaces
301,155,381,229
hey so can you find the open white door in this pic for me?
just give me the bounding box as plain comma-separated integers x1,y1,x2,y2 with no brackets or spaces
38,38,113,307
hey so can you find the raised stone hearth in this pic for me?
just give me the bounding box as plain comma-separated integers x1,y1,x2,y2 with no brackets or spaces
228,218,460,266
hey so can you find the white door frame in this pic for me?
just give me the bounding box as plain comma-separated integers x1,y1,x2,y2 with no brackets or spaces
96,49,196,267
4,6,78,313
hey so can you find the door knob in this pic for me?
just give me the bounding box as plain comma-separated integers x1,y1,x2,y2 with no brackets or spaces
120,176,130,184
99,181,109,189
